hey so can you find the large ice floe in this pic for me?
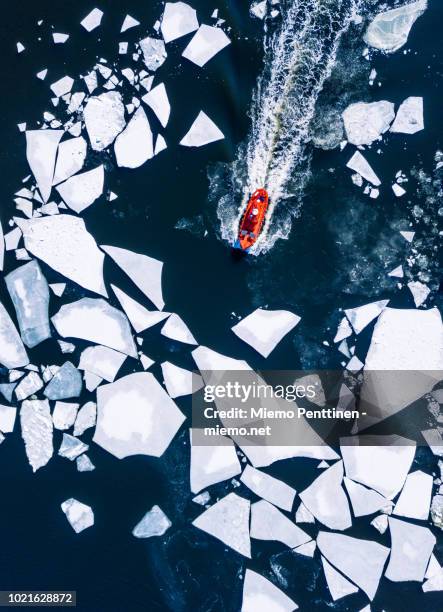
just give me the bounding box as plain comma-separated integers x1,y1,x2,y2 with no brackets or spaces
114,107,154,168
25,129,63,202
390,96,424,134
182,24,230,67
161,2,199,43
93,373,185,458
232,308,300,357
342,101,395,145
139,37,167,71
142,83,170,128
364,0,427,53
241,569,298,612
52,136,87,185
83,91,126,151
189,430,241,493
250,499,311,548
386,517,435,582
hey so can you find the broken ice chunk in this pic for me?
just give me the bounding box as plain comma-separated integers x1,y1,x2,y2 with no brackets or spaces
93,372,185,458
114,107,154,168
161,313,197,345
182,25,230,67
44,362,82,400
17,42,25,53
52,136,87,185
76,454,95,472
364,0,427,53
52,401,79,430
344,477,391,517
251,499,311,548
0,404,17,433
232,308,300,358
52,298,136,357
15,371,43,400
5,260,50,348
392,183,406,197
407,280,430,307
84,91,125,151
240,464,296,511
20,399,53,471
5,228,22,251
61,498,94,533
79,345,126,382
190,431,241,493
346,151,381,186
386,517,435,582
50,283,66,297
344,299,389,334
161,2,199,43
142,83,170,128
299,461,352,530
161,361,202,398
393,470,432,520
0,300,29,368
0,383,17,403
121,14,140,32
322,556,358,601
400,230,414,242
59,433,88,460
155,134,167,155
26,129,63,202
388,265,404,278
180,111,224,147
139,37,167,71
250,1,267,20
390,96,424,134
111,285,169,333
56,165,104,213
317,531,389,601
50,76,74,97
342,101,395,146
80,8,103,32
371,513,388,534
295,502,315,524
73,401,96,436
132,505,171,538
192,492,251,557
53,33,69,44
102,246,164,310
241,569,297,612
16,215,107,296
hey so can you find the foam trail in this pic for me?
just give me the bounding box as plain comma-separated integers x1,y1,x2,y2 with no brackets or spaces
215,0,359,254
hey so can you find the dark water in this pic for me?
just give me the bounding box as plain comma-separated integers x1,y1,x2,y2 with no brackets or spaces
0,0,442,610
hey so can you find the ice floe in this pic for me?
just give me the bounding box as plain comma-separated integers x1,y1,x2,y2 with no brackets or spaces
61,498,94,533
240,465,296,512
16,215,107,296
364,0,427,53
15,371,43,400
161,361,202,398
386,517,435,582
5,260,50,348
295,502,315,524
161,2,199,43
407,280,430,307
94,372,185,459
344,477,391,517
342,101,395,146
56,165,104,213
182,25,230,67
142,83,170,128
393,470,432,520
80,8,103,32
180,111,224,147
111,285,169,333
190,431,241,493
317,531,389,600
299,460,352,530
79,345,126,382
139,37,167,71
50,76,74,98
132,505,171,538
192,492,251,557
250,500,311,548
334,316,353,343
53,33,69,44
388,264,404,278
390,96,424,134
59,433,88,460
73,401,96,436
121,15,140,33
0,300,29,368
25,129,63,202
52,401,79,430
77,454,95,472
44,361,82,400
52,136,87,185
0,404,16,433
84,91,126,151
250,1,267,20
102,245,164,310
347,151,381,186
20,399,53,472
321,556,358,601
114,107,154,168
161,313,197,344
345,299,389,335
241,569,297,612
232,308,300,358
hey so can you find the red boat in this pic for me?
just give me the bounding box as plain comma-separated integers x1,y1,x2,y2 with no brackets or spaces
234,188,269,252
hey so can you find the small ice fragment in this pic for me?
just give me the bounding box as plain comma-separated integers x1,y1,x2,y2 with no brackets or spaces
154,134,167,155
343,477,391,517
73,401,97,436
0,384,16,403
161,361,202,398
58,340,75,353
79,345,126,382
119,42,128,54
50,283,66,297
192,491,210,505
241,569,297,612
232,308,300,358
15,371,43,400
44,362,82,400
345,299,389,334
111,285,169,333
67,92,86,115
121,14,140,32
17,123,26,132
52,136,87,185
346,151,381,186
83,70,98,93
61,498,94,533
364,1,427,53
161,2,199,43
240,464,296,511
139,37,167,71
250,1,267,20
161,313,197,345
407,280,430,307
342,101,395,145
17,42,25,53
295,502,315,524
0,404,16,433
182,25,230,67
391,97,424,134
0,300,29,368
190,430,241,493
400,230,415,242
50,76,74,97
5,228,22,251
52,401,79,430
84,91,126,151
192,493,251,557
392,183,406,197
114,107,154,168
322,556,358,601
20,399,53,471
58,433,88,460
76,454,95,472
393,470,433,519
93,373,185,458
52,297,137,357
102,246,164,310
180,111,224,147
388,265,404,278
53,33,69,44
5,260,50,348
385,517,435,582
80,8,103,32
26,129,64,202
56,165,104,213
132,505,171,538
37,69,48,80
251,499,311,548
371,513,388,534
142,83,170,128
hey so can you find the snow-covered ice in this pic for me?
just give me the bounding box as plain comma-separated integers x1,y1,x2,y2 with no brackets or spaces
182,25,230,67
161,361,202,398
44,361,82,400
132,505,171,538
386,517,435,582
250,1,267,20
25,129,63,202
142,83,170,128
76,454,95,472
250,499,311,548
73,401,96,436
79,345,126,382
56,165,104,213
15,371,43,400
240,464,296,511
0,300,29,368
139,37,167,71
58,433,88,460
161,313,197,344
232,308,300,358
121,15,140,33
84,91,125,151
52,136,87,185
52,401,79,430
50,76,74,98
321,556,358,601
393,470,432,520
295,502,315,524
20,399,53,472
388,265,404,278
190,431,241,493
241,569,297,612
161,2,199,43
342,101,395,145
345,300,389,335
93,372,185,459
114,107,154,168
61,498,94,533
343,477,391,517
392,183,406,197
52,298,137,357
180,111,224,147
407,280,430,307
53,33,69,44
111,285,169,333
334,316,353,343
390,96,424,134
0,404,16,433
346,151,381,186
364,0,427,53
80,8,103,32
